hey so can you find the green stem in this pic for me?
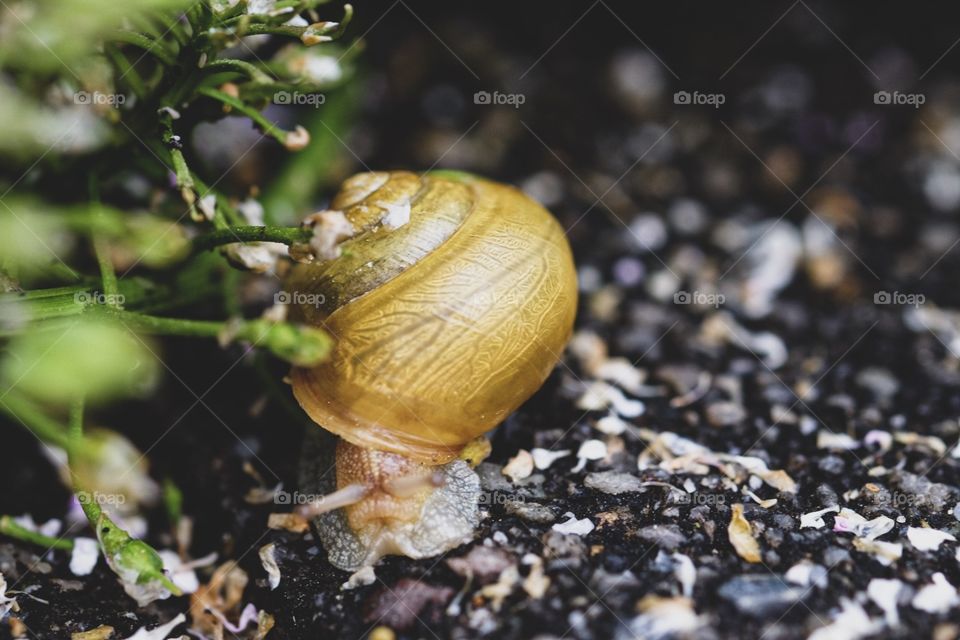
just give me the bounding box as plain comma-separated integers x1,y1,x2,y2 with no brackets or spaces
238,22,308,39
0,393,76,453
68,396,85,447
109,30,178,67
87,178,120,307
83,308,332,367
192,225,312,252
105,44,147,99
199,58,274,84
157,113,197,213
92,308,230,338
190,173,242,227
0,515,74,551
197,86,290,145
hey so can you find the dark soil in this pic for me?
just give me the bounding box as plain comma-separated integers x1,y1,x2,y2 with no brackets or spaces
6,1,960,639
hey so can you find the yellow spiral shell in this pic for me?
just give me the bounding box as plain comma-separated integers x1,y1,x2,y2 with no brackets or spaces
287,170,577,463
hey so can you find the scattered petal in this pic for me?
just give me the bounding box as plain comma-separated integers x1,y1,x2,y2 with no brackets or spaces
728,504,761,563
572,439,608,472
530,448,571,470
833,508,894,540
784,561,827,588
907,527,956,552
626,595,703,639
594,413,628,435
800,505,839,529
867,578,902,626
70,537,99,576
807,598,881,640
521,554,550,599
552,512,595,536
302,210,354,261
502,450,534,482
671,553,696,597
122,613,185,640
576,381,644,417
912,572,959,614
852,538,902,566
0,573,17,619
817,431,860,450
259,543,281,590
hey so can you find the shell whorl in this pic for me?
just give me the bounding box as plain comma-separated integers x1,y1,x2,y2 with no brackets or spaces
287,171,578,463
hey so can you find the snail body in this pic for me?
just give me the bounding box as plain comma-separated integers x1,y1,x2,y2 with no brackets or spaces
288,170,577,570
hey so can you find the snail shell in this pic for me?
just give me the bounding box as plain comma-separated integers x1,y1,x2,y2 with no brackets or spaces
287,170,578,464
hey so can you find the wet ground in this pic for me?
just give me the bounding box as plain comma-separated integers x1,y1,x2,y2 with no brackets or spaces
6,1,960,638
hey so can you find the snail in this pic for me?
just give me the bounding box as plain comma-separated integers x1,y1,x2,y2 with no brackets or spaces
287,170,577,570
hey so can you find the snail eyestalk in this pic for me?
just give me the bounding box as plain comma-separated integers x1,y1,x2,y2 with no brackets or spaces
296,482,371,518
382,471,445,498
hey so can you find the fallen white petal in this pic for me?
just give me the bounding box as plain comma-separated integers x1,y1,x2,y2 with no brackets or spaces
572,439,608,473
852,538,902,566
671,553,696,597
867,578,902,626
576,381,644,418
907,527,957,552
157,550,215,595
69,537,99,576
594,413,628,435
912,573,959,614
817,431,860,450
807,598,880,640
530,448,571,470
123,612,186,640
0,573,16,619
259,543,281,590
13,515,62,538
800,505,839,529
552,512,595,536
502,450,534,482
833,508,893,540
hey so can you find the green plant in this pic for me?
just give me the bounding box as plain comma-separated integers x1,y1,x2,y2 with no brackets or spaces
0,0,359,605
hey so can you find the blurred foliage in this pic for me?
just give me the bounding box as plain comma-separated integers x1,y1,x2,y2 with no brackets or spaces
1,318,160,404
0,0,363,602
